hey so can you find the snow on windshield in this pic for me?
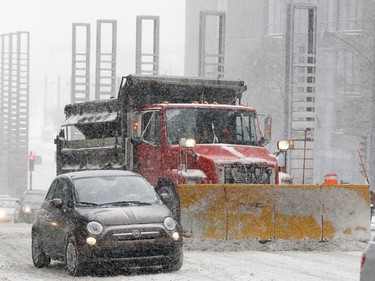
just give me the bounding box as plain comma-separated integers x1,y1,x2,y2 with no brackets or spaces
166,107,259,145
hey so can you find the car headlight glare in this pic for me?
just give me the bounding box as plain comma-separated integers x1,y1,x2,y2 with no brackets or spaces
172,232,180,241
87,221,103,235
22,205,32,213
164,217,176,231
86,237,97,245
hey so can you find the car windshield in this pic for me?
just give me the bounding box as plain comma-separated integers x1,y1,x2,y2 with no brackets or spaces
73,175,160,206
0,199,18,208
166,108,260,145
23,193,45,203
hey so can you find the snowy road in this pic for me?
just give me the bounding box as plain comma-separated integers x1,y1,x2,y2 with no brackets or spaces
0,223,373,281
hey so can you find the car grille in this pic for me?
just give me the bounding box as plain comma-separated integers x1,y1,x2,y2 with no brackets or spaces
95,228,177,260
99,246,173,259
223,163,273,184
113,230,161,241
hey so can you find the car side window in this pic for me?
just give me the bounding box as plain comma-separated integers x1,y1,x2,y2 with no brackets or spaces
45,179,72,208
45,180,59,201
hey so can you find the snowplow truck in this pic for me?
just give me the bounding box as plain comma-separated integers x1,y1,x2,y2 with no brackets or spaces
55,75,371,242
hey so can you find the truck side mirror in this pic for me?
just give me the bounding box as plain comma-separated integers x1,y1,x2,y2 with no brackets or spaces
263,115,272,144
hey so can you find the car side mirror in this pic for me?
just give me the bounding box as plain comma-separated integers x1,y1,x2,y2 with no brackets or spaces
49,198,63,208
159,192,171,202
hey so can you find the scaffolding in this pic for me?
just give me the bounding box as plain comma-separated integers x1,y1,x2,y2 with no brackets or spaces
135,16,160,75
71,23,90,103
95,20,117,100
285,5,317,184
199,11,225,78
0,32,29,197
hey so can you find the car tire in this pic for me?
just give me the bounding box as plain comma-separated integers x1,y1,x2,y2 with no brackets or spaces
156,182,181,223
65,237,87,276
31,231,51,268
163,252,183,272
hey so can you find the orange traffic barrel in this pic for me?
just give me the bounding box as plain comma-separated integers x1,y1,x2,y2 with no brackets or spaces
324,173,338,184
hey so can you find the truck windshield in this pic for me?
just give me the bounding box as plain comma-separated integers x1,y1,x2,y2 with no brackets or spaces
166,108,260,145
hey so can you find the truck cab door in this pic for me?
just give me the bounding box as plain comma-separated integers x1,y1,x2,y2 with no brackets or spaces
137,110,162,185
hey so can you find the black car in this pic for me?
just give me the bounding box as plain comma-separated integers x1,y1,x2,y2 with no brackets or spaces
31,170,183,276
15,189,47,223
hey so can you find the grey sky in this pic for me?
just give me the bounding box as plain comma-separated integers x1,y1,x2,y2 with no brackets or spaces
0,0,186,188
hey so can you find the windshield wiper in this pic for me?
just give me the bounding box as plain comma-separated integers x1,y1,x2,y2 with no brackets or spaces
76,201,100,206
211,122,219,143
100,201,154,207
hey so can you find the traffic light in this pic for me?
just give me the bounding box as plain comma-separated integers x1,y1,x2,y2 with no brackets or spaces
29,153,36,172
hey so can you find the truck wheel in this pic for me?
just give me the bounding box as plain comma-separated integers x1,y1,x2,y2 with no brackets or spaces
31,231,51,268
156,183,181,223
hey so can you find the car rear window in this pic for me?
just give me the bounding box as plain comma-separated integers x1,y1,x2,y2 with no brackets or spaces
0,200,18,208
23,193,45,203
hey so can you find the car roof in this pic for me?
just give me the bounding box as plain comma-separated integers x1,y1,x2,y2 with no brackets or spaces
59,170,143,180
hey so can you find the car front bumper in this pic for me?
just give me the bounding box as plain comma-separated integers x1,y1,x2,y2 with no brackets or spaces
77,225,183,266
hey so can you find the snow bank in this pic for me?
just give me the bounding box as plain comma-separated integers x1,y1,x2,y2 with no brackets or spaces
183,238,369,252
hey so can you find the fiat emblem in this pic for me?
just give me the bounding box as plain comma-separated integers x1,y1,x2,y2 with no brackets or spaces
132,230,141,238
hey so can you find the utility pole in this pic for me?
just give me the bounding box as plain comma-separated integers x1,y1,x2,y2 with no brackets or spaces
28,152,35,190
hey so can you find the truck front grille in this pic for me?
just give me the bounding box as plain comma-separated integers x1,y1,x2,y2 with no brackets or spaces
223,163,273,184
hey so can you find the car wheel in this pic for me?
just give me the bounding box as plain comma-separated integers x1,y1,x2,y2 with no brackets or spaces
31,231,51,268
65,237,87,276
156,183,181,223
163,252,183,272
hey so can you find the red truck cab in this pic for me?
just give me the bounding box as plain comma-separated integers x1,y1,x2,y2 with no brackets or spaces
135,102,278,188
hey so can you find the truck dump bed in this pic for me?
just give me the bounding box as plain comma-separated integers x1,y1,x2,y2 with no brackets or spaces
118,74,247,110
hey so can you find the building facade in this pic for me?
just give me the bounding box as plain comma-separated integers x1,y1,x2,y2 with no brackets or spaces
185,0,374,185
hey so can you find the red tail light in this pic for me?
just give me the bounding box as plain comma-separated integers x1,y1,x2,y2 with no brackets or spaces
360,254,366,270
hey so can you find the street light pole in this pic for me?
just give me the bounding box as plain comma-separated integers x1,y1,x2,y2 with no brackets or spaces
29,170,33,190
302,129,307,184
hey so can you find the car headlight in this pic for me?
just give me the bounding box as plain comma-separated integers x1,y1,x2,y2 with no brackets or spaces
164,217,176,231
87,221,103,235
22,205,32,213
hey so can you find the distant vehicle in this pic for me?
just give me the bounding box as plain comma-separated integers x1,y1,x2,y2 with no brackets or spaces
360,234,375,281
15,189,46,223
31,170,183,276
0,197,20,223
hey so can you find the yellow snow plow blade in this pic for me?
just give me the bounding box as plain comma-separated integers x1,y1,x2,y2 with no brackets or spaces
177,184,371,241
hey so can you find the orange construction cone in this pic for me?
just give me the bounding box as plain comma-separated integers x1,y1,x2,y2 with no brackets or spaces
324,173,338,185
